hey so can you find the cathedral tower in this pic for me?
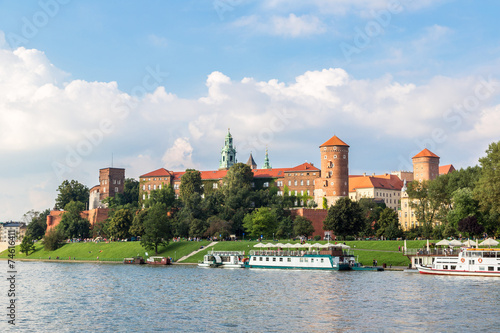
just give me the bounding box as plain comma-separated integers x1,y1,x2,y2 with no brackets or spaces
219,129,237,170
314,135,349,208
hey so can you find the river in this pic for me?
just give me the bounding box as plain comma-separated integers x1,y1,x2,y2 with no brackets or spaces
1,262,498,332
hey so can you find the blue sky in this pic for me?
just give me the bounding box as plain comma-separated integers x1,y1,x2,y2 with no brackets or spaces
1,0,499,221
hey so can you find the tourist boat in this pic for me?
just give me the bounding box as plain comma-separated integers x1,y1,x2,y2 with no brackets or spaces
245,245,366,271
146,256,171,265
416,247,500,277
123,256,145,264
198,250,246,268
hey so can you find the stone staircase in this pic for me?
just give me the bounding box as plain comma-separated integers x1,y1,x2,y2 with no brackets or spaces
176,241,218,262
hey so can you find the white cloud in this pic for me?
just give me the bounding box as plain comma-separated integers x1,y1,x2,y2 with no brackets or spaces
147,34,168,48
233,13,326,37
162,137,198,171
2,44,500,220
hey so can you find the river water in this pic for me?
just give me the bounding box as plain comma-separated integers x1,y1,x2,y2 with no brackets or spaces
1,262,499,332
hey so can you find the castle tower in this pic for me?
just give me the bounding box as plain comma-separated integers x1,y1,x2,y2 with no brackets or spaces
412,148,440,182
219,129,237,170
262,147,271,169
99,167,125,200
246,153,257,169
314,135,349,208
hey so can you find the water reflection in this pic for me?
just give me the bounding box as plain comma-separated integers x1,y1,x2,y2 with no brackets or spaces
1,262,499,332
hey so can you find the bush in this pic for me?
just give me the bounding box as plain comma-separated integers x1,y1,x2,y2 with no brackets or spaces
313,235,321,241
43,229,65,251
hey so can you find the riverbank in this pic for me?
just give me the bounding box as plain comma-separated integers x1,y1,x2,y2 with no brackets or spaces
1,239,431,266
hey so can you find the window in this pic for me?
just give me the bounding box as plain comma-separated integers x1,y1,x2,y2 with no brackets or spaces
343,155,346,159
307,180,310,185
142,185,145,191
277,191,283,196
279,258,283,262
174,184,179,190
148,185,151,190
287,258,291,262
289,191,291,196
294,180,297,186
115,187,118,192
288,180,291,186
251,182,255,188
213,183,218,189
259,257,262,261
266,257,269,262
300,180,303,186
277,181,283,186
294,191,297,196
118,180,121,184
263,182,269,188
154,185,157,190
324,155,327,159
334,155,337,159
159,185,162,190
142,194,146,200
103,188,106,193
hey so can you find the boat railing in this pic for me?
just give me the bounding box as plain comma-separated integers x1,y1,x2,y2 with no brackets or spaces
404,248,459,256
249,250,351,257
209,250,245,256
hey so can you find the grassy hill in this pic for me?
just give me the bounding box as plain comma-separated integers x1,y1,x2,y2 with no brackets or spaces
1,239,432,266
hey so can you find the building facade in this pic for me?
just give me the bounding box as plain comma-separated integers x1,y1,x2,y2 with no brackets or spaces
348,173,403,211
89,167,125,209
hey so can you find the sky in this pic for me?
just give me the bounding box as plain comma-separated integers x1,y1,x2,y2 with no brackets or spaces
1,0,499,221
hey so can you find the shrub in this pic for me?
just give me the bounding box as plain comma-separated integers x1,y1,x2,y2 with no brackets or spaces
43,229,65,251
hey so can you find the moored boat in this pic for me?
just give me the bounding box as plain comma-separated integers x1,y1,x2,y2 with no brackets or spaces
123,256,145,264
198,250,246,268
146,256,171,265
416,247,500,277
245,245,364,271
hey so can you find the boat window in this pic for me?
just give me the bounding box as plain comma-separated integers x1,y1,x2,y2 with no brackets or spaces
287,258,291,262
259,257,263,261
321,258,324,263
451,265,456,270
488,267,494,271
479,266,485,271
266,257,269,261
279,258,283,262
252,257,256,261
272,258,276,262
300,258,303,262
443,265,448,269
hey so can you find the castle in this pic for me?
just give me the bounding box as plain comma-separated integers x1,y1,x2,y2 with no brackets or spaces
46,130,455,237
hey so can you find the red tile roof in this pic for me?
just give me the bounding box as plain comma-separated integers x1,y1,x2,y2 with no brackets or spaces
139,168,173,178
413,148,439,159
349,174,403,192
439,164,455,175
284,162,320,172
320,135,349,147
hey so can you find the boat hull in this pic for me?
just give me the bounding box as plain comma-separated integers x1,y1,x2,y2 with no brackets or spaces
416,265,500,277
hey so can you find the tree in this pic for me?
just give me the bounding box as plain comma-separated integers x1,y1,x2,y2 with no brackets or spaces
43,228,65,251
458,216,484,238
25,209,50,240
323,197,364,239
129,209,148,237
141,203,173,254
243,207,278,239
55,180,89,209
276,216,294,239
20,235,36,256
204,216,233,239
447,188,480,229
144,185,176,209
189,218,208,238
179,169,203,204
474,141,500,215
107,208,134,240
57,201,91,239
293,216,315,238
375,208,403,240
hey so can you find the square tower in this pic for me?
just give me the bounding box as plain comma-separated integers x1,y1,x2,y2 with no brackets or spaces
99,167,125,200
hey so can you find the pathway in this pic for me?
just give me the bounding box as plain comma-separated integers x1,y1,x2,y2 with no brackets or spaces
176,242,218,262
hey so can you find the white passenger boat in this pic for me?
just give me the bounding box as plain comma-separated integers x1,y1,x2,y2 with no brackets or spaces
416,247,500,277
198,250,246,268
245,245,358,271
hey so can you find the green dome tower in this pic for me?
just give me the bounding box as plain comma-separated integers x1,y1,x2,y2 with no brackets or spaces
219,129,237,170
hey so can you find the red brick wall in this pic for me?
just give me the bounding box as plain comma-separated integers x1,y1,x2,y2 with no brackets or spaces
290,208,334,240
46,208,109,235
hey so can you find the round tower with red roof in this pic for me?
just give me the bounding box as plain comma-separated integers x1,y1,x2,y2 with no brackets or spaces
412,148,440,182
314,135,349,208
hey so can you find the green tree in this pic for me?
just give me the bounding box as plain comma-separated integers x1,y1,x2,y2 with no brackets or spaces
55,180,89,209
375,208,403,240
179,169,203,204
243,207,278,239
474,141,500,215
129,209,148,237
24,209,50,240
204,216,233,239
107,208,134,240
447,188,480,229
42,228,65,251
189,218,208,238
458,216,484,238
144,185,176,209
20,235,36,256
293,216,315,238
141,203,173,254
323,197,364,239
276,216,294,239
58,201,91,239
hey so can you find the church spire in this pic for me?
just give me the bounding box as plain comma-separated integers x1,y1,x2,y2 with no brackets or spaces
219,128,237,170
262,147,271,169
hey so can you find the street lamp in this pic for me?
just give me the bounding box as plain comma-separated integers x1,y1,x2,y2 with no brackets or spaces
174,251,176,261
273,233,275,241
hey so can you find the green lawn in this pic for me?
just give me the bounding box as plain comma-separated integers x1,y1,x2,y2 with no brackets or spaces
1,239,432,266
